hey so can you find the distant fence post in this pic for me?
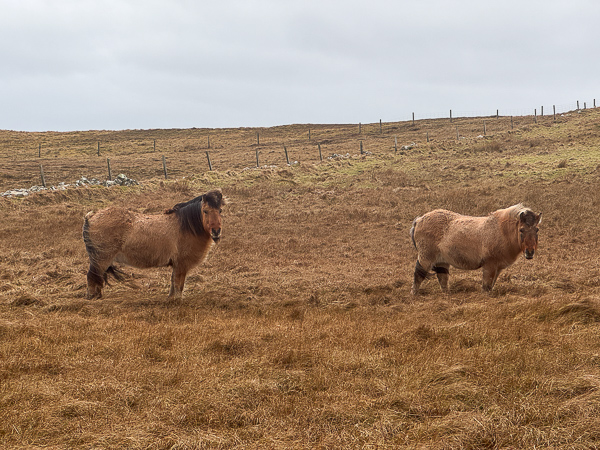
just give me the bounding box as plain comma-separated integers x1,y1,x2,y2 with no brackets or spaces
318,143,323,161
450,109,453,122
412,112,415,126
594,99,597,108
534,109,537,123
38,143,41,158
380,119,383,134
483,120,486,136
162,155,168,179
256,131,260,146
511,116,514,129
107,158,112,180
308,129,311,141
153,139,156,152
359,122,362,134
541,105,544,116
256,149,260,168
584,102,587,109
577,100,580,109
39,165,46,188
456,127,459,140
97,141,100,156
426,131,430,143
360,140,364,154
496,109,499,119
284,146,290,165
553,105,556,122
394,136,398,153
207,136,211,149
206,151,212,171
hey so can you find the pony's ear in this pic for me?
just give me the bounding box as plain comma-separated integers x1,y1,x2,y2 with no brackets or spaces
519,211,526,222
536,213,542,226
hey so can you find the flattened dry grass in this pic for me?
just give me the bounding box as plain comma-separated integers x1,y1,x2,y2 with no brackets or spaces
2,110,600,448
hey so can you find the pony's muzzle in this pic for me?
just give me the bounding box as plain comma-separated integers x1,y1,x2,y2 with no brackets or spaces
524,249,535,259
211,228,221,242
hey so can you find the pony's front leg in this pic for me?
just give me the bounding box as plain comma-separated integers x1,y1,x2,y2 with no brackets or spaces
168,267,188,299
482,265,500,292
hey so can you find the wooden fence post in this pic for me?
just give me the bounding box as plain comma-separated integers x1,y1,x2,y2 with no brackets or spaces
206,152,212,171
426,131,430,143
456,127,459,140
207,136,211,149
483,121,486,136
553,105,556,122
97,141,100,156
162,155,168,179
541,106,544,117
284,146,290,165
577,100,580,110
359,122,362,134
256,131,260,146
380,119,382,134
308,129,311,141
153,140,156,152
360,141,364,154
256,149,260,168
107,158,112,180
394,136,398,153
39,165,46,188
318,143,323,161
534,109,537,123
511,116,514,129
38,143,41,158
412,113,415,126
450,109,453,122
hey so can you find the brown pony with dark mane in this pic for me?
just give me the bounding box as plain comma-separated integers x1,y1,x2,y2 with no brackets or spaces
410,204,541,295
83,190,226,299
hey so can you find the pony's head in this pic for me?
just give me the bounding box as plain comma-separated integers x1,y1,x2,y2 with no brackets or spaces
166,189,226,242
517,208,542,259
201,190,225,242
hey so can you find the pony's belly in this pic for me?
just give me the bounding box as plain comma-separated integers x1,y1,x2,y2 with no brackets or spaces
114,252,172,269
441,254,483,271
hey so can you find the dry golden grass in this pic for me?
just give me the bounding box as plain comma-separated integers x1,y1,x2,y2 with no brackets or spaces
2,109,600,448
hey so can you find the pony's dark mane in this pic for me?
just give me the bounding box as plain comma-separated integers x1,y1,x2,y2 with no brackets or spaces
165,190,224,235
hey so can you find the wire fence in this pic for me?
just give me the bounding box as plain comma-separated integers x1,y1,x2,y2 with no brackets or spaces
1,98,597,196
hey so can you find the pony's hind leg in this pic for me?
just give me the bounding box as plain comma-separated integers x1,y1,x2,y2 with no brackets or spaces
411,260,430,295
86,263,105,299
433,265,450,293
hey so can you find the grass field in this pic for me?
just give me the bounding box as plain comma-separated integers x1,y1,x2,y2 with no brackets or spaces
2,109,600,448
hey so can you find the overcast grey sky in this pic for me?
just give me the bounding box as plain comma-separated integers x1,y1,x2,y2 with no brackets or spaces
1,0,599,131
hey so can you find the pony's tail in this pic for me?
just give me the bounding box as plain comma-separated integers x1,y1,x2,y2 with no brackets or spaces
409,217,419,249
104,265,126,284
82,212,97,258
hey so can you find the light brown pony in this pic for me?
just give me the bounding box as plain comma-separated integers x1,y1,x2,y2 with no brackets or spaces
410,204,541,295
83,190,225,299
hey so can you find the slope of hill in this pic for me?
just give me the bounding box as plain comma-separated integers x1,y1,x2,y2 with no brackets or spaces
1,109,600,448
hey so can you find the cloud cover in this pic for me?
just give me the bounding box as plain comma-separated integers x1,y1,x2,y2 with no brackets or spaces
1,0,599,131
